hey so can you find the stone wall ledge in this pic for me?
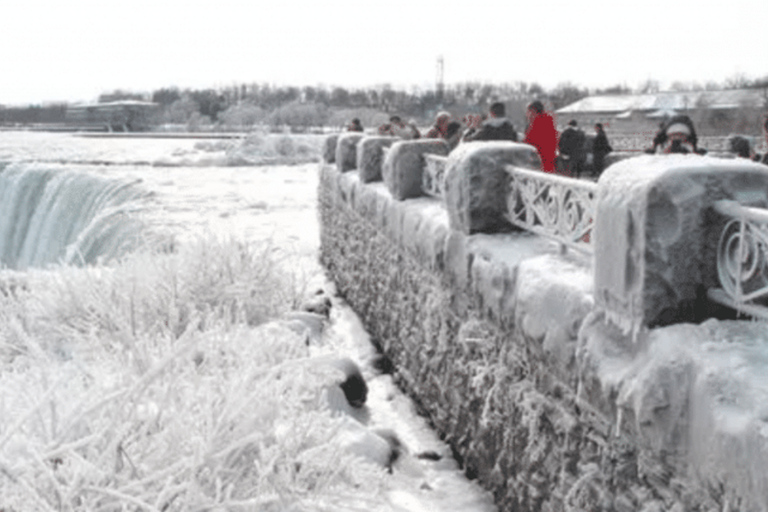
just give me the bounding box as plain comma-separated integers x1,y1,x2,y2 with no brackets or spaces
319,148,768,510
579,315,768,512
325,163,600,408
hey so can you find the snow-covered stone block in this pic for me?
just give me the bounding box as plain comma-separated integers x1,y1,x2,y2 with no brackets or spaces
603,151,640,170
469,251,517,325
444,230,470,291
335,132,364,172
593,155,768,329
323,134,338,163
400,200,450,273
357,136,397,183
444,141,540,234
514,255,593,370
354,179,379,219
382,139,449,200
337,168,359,209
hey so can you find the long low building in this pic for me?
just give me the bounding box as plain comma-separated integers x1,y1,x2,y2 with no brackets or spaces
556,88,767,134
65,100,159,131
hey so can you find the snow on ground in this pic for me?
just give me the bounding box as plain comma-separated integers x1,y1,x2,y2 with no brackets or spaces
0,131,497,511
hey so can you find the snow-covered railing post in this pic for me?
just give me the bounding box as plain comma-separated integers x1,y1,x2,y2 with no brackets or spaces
382,140,449,200
335,132,365,172
422,154,448,199
708,200,768,319
323,134,339,163
592,155,768,330
504,165,597,254
444,142,542,234
357,136,397,183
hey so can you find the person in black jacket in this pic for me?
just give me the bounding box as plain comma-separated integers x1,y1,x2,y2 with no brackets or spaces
558,120,586,177
592,123,612,175
463,102,518,142
346,118,363,132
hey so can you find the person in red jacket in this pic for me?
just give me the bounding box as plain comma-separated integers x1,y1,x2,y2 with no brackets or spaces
523,100,558,173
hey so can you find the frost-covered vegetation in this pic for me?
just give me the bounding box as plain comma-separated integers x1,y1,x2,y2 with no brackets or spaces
149,132,324,167
0,238,392,511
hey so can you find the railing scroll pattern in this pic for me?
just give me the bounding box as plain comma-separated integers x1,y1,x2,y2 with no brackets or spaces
708,200,768,320
422,154,448,199
504,165,597,254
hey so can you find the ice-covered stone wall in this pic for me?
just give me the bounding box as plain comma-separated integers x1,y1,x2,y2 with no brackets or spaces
319,135,768,511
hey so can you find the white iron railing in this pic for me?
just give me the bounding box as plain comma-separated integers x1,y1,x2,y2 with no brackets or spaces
708,200,768,319
504,165,597,254
422,154,448,199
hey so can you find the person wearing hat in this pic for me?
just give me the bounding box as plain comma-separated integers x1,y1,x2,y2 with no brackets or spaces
652,115,705,155
558,119,586,177
425,111,452,139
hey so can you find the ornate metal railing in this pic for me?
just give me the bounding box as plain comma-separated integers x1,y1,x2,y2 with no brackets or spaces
422,154,448,199
504,165,597,254
708,200,768,319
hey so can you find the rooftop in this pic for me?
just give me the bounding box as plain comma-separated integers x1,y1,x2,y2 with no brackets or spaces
557,89,767,115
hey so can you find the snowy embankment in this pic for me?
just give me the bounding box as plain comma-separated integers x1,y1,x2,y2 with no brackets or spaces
0,241,492,511
0,132,496,511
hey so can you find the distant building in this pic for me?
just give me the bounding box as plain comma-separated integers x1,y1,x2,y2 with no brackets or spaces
65,100,159,131
556,89,767,134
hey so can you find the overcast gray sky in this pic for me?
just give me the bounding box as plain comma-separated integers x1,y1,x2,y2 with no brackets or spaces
1,0,766,105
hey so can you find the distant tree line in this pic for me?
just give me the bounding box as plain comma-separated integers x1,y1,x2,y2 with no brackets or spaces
2,73,766,131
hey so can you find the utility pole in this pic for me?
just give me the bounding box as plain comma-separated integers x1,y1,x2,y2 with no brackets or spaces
436,55,445,107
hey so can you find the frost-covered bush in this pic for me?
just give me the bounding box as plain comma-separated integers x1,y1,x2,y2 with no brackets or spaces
218,103,268,129
151,133,324,167
0,238,389,510
224,133,323,166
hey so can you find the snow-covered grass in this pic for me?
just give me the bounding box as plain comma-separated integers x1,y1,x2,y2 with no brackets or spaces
0,237,392,511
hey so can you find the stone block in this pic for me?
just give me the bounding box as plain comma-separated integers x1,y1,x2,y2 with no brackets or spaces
469,253,512,323
382,139,449,200
444,230,471,314
323,134,339,163
357,136,397,183
593,154,768,329
336,132,365,172
603,151,641,170
444,141,540,234
355,180,379,219
400,200,450,272
337,168,359,210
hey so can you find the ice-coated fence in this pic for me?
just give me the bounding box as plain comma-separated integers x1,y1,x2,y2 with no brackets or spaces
330,133,768,325
709,199,768,319
422,154,448,199
321,134,768,511
505,165,596,254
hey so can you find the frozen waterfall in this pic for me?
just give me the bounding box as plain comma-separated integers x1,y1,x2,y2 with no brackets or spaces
0,163,153,269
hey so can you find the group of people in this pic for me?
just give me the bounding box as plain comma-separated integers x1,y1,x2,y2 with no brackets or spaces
347,104,768,177
353,101,567,173
557,120,612,177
